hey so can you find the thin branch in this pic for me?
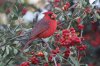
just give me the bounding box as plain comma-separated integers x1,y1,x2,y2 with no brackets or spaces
0,35,25,48
53,57,57,66
67,21,72,29
41,38,52,51
4,58,13,66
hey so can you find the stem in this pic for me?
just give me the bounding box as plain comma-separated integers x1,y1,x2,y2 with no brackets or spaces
62,57,72,65
69,56,80,66
4,58,13,66
68,3,78,11
53,57,57,66
67,21,72,29
41,38,52,51
80,30,83,38
0,35,24,48
41,38,58,66
1,46,6,56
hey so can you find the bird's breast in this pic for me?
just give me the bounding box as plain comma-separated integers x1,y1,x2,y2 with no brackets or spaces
38,20,57,38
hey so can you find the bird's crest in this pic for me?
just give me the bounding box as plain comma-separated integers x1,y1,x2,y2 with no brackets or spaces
43,11,57,20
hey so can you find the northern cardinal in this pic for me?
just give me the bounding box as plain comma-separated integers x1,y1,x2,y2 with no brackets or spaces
22,11,57,49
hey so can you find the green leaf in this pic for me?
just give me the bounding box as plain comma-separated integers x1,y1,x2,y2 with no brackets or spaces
0,63,4,66
13,48,18,54
6,46,9,55
95,12,100,19
1,46,5,51
43,51,48,62
82,14,87,19
23,48,30,52
69,56,80,66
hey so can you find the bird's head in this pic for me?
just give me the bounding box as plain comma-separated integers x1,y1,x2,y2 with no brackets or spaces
43,11,57,20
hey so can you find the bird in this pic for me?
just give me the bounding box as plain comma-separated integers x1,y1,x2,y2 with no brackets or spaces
22,11,57,50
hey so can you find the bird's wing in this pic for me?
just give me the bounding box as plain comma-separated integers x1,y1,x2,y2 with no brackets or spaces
30,17,49,39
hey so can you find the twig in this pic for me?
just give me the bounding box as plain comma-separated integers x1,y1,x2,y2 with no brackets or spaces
80,30,83,38
68,3,78,11
0,35,24,48
41,38,59,66
67,21,72,29
53,57,57,66
4,58,13,66
1,46,6,56
41,38,52,51
62,57,72,65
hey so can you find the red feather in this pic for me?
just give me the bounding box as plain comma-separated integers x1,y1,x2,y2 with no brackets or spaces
22,11,57,50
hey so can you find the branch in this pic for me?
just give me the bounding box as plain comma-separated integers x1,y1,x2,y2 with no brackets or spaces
41,38,52,51
4,58,13,66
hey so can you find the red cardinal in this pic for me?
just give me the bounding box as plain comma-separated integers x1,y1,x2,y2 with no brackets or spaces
23,11,57,49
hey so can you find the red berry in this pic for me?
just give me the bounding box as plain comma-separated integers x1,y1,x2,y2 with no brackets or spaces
71,30,76,33
44,63,49,66
64,50,70,58
48,55,53,62
70,27,75,31
75,37,81,43
62,2,70,11
57,63,61,66
29,56,39,64
62,29,70,35
66,2,70,8
54,0,60,2
65,40,71,46
76,17,82,23
71,37,81,43
78,24,84,30
51,47,60,54
20,62,30,66
77,45,87,51
37,51,44,57
22,8,27,15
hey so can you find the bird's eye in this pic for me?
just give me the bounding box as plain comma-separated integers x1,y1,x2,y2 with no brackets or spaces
48,14,52,17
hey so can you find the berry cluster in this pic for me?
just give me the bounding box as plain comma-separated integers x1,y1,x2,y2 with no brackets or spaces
20,51,43,66
60,28,81,47
55,27,87,57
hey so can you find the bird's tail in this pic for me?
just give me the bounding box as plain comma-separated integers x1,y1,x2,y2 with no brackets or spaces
16,29,36,50
22,38,35,50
